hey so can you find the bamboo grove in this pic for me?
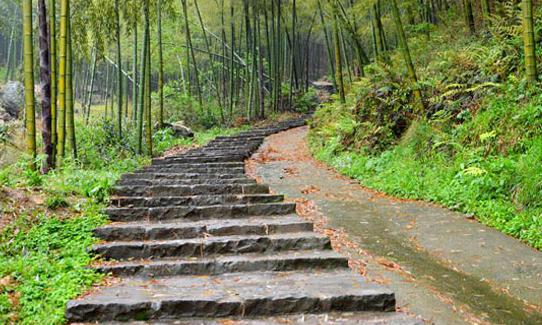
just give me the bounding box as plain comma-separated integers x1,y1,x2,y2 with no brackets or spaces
0,0,539,172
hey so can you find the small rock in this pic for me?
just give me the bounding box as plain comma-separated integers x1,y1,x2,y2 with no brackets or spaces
311,81,335,93
0,81,24,120
167,121,194,138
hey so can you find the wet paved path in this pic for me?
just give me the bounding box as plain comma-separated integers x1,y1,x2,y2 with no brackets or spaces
250,126,542,325
65,119,419,324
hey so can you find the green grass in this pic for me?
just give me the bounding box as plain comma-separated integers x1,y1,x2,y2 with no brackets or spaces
311,130,542,249
0,119,248,324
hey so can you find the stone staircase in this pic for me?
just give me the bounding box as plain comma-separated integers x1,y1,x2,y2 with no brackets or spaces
66,117,415,324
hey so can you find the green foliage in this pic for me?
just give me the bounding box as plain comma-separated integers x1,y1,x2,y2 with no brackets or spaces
293,88,319,113
0,212,106,324
46,194,70,210
309,11,542,250
160,81,222,128
311,114,542,249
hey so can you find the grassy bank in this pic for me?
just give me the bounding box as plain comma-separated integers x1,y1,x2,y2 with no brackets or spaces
309,13,542,250
0,119,248,324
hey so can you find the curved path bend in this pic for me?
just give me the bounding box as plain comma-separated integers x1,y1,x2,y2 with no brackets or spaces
249,126,542,325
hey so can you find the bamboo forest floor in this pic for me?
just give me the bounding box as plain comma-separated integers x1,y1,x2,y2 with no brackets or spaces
248,126,542,325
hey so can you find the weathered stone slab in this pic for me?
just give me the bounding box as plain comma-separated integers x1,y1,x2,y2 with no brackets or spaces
150,161,245,168
142,166,246,174
101,312,423,325
122,172,246,180
92,232,331,260
105,202,297,222
118,178,256,187
110,194,284,208
112,184,270,197
95,250,348,277
94,215,312,241
153,155,246,164
66,270,395,322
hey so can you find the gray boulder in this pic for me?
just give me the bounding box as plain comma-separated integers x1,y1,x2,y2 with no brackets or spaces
0,81,24,120
166,121,194,138
312,81,335,93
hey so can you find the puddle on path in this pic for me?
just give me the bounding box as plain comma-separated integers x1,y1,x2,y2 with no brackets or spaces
251,126,542,325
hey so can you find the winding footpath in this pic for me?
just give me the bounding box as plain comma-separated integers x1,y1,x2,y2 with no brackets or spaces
250,126,542,325
66,118,419,324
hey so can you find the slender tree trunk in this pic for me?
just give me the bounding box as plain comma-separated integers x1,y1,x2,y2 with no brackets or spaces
390,0,424,112
144,31,153,156
194,0,223,109
229,3,236,119
137,0,149,154
255,5,265,119
374,3,386,62
463,0,475,35
317,0,336,89
157,0,164,128
56,0,68,163
181,0,203,106
38,0,53,172
522,0,537,84
85,52,97,123
277,0,283,110
4,27,14,82
132,23,138,123
288,0,297,108
242,0,253,119
115,0,123,138
23,0,36,163
332,8,345,103
66,19,76,158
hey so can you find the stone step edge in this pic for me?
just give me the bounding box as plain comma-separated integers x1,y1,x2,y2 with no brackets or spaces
65,270,395,322
93,250,350,276
94,215,313,241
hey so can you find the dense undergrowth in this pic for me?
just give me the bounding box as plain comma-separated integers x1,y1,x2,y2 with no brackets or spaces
0,117,250,324
309,9,542,249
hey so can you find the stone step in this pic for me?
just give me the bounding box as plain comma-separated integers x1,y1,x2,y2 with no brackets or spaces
113,184,270,197
164,152,252,160
212,135,265,141
92,232,330,260
150,161,244,168
149,155,246,164
95,215,311,241
141,166,246,174
110,194,284,208
105,202,297,222
122,172,246,180
118,178,256,187
95,312,423,325
94,250,348,277
204,142,262,148
198,146,260,152
66,270,395,322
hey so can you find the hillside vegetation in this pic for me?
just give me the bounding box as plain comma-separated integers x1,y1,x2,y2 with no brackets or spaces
310,3,542,249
